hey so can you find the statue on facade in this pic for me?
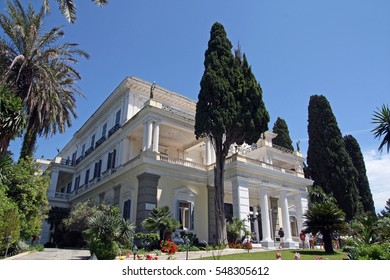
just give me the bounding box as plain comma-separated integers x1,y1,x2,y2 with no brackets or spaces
150,81,156,99
296,140,300,152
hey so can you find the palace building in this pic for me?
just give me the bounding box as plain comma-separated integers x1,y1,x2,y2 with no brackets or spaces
41,76,312,248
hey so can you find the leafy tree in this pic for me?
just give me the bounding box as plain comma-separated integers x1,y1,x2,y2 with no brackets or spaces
371,104,390,153
63,200,111,232
0,152,13,185
0,185,20,251
306,95,361,220
0,0,89,159
272,117,294,151
0,85,25,159
344,135,375,215
43,0,109,24
5,158,50,240
195,22,269,244
141,206,180,241
304,199,347,254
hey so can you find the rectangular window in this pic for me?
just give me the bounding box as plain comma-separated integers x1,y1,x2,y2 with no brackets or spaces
102,123,107,138
178,201,193,230
66,182,72,193
81,144,86,156
123,199,131,220
224,203,233,222
75,175,80,190
115,110,121,125
106,149,117,170
90,134,95,148
84,169,90,185
72,151,77,163
113,186,121,205
94,160,102,178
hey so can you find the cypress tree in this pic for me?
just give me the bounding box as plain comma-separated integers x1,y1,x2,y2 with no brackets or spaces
272,117,294,151
307,95,360,220
379,198,390,218
344,135,376,215
195,22,269,244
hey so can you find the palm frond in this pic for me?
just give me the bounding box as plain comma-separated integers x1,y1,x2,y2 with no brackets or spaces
92,0,109,7
371,104,390,153
56,0,76,23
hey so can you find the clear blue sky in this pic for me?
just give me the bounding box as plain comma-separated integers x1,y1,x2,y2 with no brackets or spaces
3,0,390,212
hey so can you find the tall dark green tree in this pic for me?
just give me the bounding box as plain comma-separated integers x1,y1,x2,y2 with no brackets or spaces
379,198,390,218
344,135,376,215
0,0,89,160
195,22,269,244
307,95,360,221
272,117,294,151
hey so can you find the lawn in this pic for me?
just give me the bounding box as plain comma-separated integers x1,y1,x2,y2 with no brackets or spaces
198,249,348,260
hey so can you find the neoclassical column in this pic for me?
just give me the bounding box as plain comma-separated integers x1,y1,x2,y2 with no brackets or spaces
280,191,293,242
295,193,305,233
232,177,250,232
254,206,260,243
205,139,212,165
47,169,60,198
147,120,153,151
259,187,274,247
152,120,160,152
142,119,153,151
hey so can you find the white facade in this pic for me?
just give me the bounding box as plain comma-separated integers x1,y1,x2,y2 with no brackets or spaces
42,77,312,248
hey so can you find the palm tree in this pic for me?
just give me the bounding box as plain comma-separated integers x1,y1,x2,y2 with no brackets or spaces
372,104,390,153
84,213,135,259
141,206,180,241
226,217,248,244
43,0,109,23
0,0,89,159
303,200,347,254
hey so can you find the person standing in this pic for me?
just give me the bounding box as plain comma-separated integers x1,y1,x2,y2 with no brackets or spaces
278,227,285,249
299,230,306,249
309,233,315,249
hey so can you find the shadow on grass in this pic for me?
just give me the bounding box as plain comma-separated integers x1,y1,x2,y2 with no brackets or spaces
291,249,341,256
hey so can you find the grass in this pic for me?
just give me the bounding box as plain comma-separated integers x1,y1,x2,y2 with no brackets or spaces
198,249,348,260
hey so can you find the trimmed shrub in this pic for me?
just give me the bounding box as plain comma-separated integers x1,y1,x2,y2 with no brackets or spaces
89,238,119,260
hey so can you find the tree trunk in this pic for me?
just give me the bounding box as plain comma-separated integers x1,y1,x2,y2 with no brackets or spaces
20,122,37,160
323,231,334,254
214,137,227,245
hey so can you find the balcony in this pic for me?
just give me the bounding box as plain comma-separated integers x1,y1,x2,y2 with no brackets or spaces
108,124,121,138
75,155,84,165
84,147,94,157
95,136,106,148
